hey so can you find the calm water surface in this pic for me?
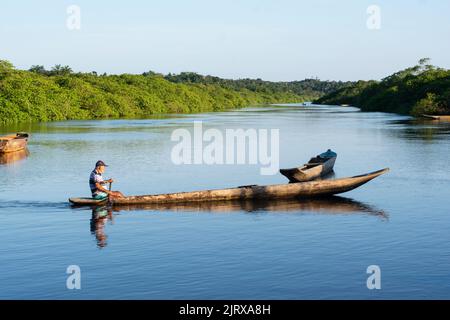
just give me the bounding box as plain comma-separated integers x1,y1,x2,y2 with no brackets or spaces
1,104,449,299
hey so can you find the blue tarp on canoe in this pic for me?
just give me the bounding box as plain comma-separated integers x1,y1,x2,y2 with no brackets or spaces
319,149,337,159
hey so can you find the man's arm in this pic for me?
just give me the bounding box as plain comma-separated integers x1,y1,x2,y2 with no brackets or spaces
97,178,113,185
95,182,111,194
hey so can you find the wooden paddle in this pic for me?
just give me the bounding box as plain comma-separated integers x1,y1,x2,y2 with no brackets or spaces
106,181,113,204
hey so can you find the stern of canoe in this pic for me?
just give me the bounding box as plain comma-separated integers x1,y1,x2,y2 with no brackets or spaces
69,197,108,206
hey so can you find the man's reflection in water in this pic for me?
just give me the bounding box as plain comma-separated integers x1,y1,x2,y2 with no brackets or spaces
90,206,114,248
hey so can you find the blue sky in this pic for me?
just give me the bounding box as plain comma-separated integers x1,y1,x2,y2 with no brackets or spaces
1,0,449,81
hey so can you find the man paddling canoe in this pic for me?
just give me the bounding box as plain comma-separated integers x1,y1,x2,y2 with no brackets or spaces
89,160,124,200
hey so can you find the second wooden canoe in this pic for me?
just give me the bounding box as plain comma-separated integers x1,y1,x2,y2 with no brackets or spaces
69,168,389,206
280,153,337,182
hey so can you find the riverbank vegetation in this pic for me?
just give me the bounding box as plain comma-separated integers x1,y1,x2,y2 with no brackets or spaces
315,59,450,115
0,59,351,124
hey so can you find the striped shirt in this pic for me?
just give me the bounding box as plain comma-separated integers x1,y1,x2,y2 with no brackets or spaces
89,170,104,196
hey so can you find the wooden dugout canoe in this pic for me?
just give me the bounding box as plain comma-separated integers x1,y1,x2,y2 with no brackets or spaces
280,155,336,182
69,168,389,206
421,114,440,120
0,133,29,153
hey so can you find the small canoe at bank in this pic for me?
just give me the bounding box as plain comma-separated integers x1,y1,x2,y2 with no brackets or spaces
69,168,389,206
421,114,440,120
280,150,337,182
421,114,450,122
0,133,29,153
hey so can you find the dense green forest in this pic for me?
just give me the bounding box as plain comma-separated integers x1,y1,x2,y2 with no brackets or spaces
315,59,450,115
1,58,448,124
163,72,353,97
0,59,352,124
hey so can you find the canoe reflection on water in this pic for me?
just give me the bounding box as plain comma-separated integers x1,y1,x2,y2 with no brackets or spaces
0,148,29,165
113,196,388,218
88,197,387,248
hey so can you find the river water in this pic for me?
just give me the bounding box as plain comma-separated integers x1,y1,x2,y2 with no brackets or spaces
1,104,449,299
